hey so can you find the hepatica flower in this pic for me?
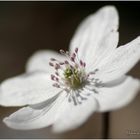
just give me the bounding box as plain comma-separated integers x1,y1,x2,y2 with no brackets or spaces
0,6,140,132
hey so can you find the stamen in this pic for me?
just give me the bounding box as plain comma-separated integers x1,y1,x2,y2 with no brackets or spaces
49,62,54,67
49,48,101,105
55,72,59,76
53,83,60,88
64,60,69,64
80,60,83,66
55,77,59,82
70,57,75,62
72,53,76,58
59,62,65,65
88,69,99,76
72,95,78,105
75,48,78,53
55,63,60,70
50,58,56,61
51,74,55,80
83,62,86,67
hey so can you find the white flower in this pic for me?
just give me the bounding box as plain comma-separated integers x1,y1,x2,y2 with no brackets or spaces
0,6,140,133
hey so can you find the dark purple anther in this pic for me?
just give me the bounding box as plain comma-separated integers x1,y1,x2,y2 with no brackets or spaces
53,83,60,88
70,65,74,69
55,63,60,70
83,62,86,67
59,62,64,65
51,74,55,80
64,60,69,64
80,60,83,66
55,77,59,82
72,53,76,58
75,48,78,53
49,62,54,67
50,58,56,61
70,57,75,62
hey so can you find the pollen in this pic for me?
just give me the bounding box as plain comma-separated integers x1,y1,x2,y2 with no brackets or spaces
64,67,84,89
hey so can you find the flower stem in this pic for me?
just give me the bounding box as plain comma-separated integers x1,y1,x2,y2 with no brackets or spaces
103,112,110,139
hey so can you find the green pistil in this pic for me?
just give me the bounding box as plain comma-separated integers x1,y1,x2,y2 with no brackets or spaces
64,68,73,78
64,67,83,89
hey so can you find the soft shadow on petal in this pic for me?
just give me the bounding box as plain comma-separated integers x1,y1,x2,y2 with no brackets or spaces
94,76,140,112
30,93,60,110
3,92,66,130
0,72,62,106
26,50,66,73
69,6,119,69
52,94,98,133
97,36,140,82
101,76,127,88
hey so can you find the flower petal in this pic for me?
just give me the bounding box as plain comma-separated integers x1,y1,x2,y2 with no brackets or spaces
69,6,119,68
52,93,98,133
26,50,66,73
96,36,140,82
3,92,66,130
94,76,140,112
0,72,62,106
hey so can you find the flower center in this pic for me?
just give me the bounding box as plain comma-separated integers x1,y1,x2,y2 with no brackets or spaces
49,48,102,105
49,48,87,90
64,67,83,89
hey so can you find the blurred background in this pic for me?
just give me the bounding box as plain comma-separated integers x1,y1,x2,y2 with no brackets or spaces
0,1,140,139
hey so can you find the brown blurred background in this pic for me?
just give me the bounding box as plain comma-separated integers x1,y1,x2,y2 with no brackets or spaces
0,1,140,139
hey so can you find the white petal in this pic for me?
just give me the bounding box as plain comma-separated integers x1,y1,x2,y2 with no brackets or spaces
3,92,66,130
52,93,98,133
26,50,66,73
0,72,62,106
94,76,140,112
88,32,119,72
30,92,60,110
69,6,119,68
97,36,140,82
